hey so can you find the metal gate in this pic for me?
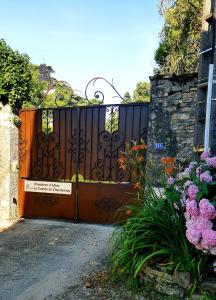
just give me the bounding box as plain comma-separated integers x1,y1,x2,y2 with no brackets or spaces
19,103,149,224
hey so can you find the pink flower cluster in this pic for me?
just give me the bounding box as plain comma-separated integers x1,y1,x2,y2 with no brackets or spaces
207,157,216,168
199,151,216,168
200,171,212,183
200,151,210,161
185,196,216,251
187,184,199,200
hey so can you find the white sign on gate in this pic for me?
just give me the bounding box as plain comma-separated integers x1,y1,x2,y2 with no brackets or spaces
24,180,72,195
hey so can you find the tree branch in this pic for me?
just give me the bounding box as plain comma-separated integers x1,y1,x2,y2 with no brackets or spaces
187,0,199,11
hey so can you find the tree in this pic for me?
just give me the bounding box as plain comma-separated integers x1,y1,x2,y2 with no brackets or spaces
0,39,32,113
122,91,132,104
155,0,203,75
23,64,102,109
133,81,150,102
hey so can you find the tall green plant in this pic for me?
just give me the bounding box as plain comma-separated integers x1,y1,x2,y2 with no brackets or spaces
112,152,211,295
0,39,32,113
155,0,203,75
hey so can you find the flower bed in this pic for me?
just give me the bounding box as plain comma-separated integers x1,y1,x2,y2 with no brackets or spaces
112,145,216,298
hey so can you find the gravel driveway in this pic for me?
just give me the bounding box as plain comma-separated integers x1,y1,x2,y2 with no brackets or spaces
0,219,114,300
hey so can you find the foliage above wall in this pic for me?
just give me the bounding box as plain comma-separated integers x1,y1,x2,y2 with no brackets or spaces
0,39,32,113
155,0,203,75
122,81,150,104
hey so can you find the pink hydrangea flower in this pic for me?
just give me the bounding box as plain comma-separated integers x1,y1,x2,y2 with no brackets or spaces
200,229,216,249
191,216,213,230
186,228,201,245
186,199,199,216
200,151,210,161
187,184,199,200
206,157,216,168
200,171,212,183
199,198,216,219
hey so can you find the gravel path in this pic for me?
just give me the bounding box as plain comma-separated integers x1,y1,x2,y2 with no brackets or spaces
0,219,114,300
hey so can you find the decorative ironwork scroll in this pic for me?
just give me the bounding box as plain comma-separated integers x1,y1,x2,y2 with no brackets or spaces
91,130,126,182
31,132,64,180
85,77,124,102
68,129,89,163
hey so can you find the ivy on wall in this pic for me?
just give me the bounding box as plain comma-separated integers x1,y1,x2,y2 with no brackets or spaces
0,39,32,114
155,0,203,75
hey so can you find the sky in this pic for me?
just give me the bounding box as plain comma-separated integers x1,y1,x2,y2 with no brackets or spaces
0,0,163,103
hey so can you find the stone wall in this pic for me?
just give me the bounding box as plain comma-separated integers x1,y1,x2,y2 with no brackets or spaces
148,73,198,164
0,104,19,220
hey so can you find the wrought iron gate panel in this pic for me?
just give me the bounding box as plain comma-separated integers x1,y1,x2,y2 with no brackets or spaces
19,103,148,183
78,103,148,183
19,103,149,223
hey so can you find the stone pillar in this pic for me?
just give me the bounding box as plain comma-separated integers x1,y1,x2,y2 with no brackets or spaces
0,104,19,220
148,73,198,164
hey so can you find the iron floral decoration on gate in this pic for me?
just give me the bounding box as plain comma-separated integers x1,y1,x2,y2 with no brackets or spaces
30,64,125,107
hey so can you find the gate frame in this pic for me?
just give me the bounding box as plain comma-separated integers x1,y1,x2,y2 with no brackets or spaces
18,102,149,223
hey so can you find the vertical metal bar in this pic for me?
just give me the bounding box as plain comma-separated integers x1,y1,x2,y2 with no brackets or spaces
35,111,38,179
115,106,120,182
75,107,80,223
64,109,67,181
24,112,27,178
124,106,128,152
90,108,93,181
132,105,135,140
109,106,113,182
204,2,216,151
97,107,100,181
58,109,61,178
204,64,214,151
69,109,73,181
138,105,141,141
84,108,87,180
30,112,32,178
46,110,49,179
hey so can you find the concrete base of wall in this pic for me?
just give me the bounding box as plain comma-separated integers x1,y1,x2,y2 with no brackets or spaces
0,104,19,220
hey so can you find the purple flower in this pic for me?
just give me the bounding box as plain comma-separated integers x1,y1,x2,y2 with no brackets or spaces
167,177,174,186
192,216,213,230
182,168,191,177
200,151,210,161
186,228,201,245
186,199,199,216
187,184,199,200
184,180,193,188
196,167,202,176
189,161,198,170
206,157,216,168
200,229,216,249
200,171,212,183
199,198,216,219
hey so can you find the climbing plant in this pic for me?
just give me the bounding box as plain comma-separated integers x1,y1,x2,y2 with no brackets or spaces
155,0,203,75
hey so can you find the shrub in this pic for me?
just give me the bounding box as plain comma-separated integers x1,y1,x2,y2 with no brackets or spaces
0,39,32,113
112,147,216,296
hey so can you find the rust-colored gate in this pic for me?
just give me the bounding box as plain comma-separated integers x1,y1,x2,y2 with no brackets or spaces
19,103,148,224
